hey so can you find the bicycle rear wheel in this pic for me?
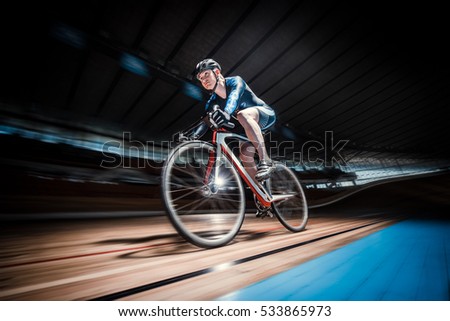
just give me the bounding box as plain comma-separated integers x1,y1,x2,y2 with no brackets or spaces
268,163,308,232
161,141,246,248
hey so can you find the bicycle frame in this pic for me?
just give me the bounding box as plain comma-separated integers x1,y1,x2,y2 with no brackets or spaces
210,129,289,207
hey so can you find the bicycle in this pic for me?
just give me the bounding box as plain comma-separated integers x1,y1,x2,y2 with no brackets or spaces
161,113,308,248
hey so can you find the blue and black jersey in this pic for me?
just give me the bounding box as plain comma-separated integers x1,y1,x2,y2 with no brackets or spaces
205,76,269,115
186,76,276,139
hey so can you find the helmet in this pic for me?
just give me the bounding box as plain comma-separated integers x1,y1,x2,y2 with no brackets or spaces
194,58,221,78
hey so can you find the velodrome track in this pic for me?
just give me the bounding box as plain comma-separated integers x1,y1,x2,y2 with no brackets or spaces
1,173,449,300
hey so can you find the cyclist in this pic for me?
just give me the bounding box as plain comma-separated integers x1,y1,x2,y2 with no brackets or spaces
184,58,276,181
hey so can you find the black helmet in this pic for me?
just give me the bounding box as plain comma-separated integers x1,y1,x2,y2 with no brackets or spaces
195,58,221,78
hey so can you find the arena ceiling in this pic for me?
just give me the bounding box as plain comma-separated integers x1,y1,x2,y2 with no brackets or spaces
2,0,450,160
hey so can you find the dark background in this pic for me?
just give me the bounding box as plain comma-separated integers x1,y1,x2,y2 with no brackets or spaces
1,0,449,216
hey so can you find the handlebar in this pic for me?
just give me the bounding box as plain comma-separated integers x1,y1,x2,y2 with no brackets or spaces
220,120,236,129
209,106,235,129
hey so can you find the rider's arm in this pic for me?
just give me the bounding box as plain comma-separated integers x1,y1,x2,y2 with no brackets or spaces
175,115,209,142
189,120,208,139
224,76,245,115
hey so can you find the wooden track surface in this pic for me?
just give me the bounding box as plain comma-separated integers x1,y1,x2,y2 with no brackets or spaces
0,212,398,300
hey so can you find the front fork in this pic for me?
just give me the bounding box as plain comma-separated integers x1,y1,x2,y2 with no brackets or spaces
203,130,224,184
202,152,222,195
202,132,223,194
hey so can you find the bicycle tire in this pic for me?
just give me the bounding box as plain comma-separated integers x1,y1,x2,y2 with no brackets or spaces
161,141,246,248
268,162,308,232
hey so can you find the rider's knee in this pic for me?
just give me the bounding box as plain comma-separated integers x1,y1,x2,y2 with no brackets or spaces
237,109,258,124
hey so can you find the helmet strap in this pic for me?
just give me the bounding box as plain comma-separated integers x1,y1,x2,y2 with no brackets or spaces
209,71,220,96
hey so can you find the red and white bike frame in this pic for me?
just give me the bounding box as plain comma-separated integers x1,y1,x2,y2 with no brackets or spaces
209,129,289,207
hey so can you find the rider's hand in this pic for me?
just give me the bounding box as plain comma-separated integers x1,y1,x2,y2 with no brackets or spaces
174,132,190,143
210,108,231,129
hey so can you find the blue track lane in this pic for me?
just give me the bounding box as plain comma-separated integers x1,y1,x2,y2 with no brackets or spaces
219,219,450,301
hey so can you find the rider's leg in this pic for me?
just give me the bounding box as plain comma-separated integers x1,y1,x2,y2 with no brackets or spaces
239,141,257,180
236,108,270,163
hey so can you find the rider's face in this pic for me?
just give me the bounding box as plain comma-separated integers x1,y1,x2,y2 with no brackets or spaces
197,69,217,90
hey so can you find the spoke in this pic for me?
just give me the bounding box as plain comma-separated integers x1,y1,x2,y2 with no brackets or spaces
175,196,210,212
272,193,297,202
173,166,204,184
274,199,289,206
169,172,196,186
169,185,204,193
211,196,242,203
171,186,203,202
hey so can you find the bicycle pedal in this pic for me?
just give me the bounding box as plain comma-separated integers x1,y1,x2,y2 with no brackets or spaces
256,208,273,219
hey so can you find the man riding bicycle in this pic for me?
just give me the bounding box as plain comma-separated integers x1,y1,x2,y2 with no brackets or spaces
184,58,276,181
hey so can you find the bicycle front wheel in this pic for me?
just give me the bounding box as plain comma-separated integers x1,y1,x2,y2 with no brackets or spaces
161,141,246,248
268,163,308,232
